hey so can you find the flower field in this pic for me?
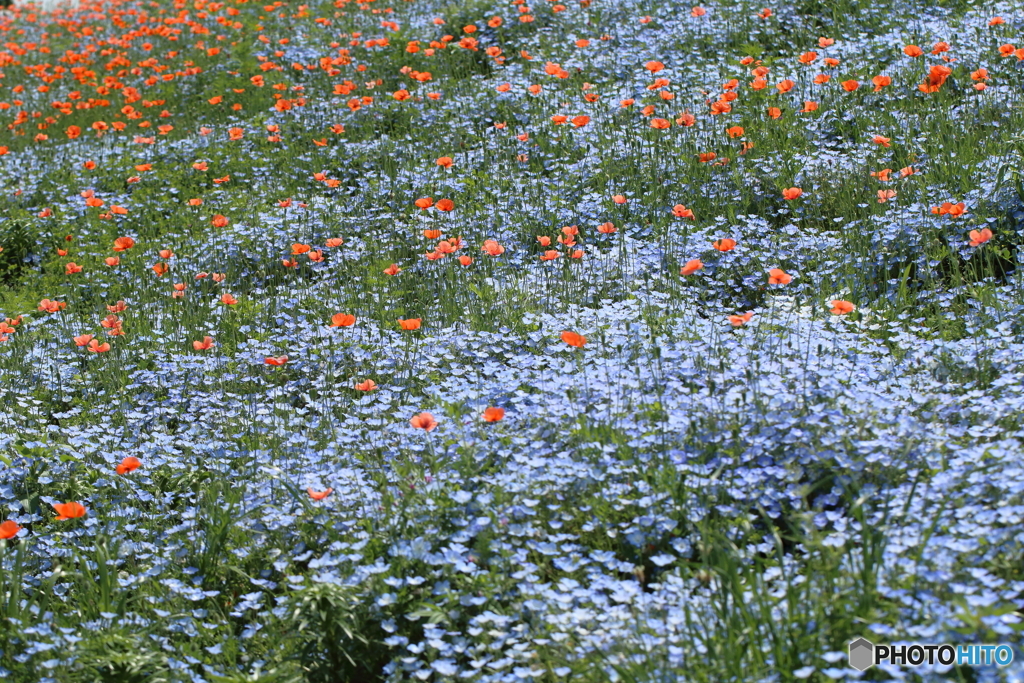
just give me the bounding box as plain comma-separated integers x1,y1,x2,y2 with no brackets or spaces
2,0,1024,679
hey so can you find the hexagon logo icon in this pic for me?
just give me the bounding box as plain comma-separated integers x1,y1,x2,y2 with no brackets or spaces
849,638,875,671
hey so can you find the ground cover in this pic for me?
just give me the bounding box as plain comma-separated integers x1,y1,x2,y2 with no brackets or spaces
1,0,1024,680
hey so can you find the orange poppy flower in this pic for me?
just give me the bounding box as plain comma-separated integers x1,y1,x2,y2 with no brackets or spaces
116,456,141,475
88,340,111,353
776,79,795,93
436,156,453,168
152,262,169,276
650,118,671,129
355,379,378,391
540,250,560,261
713,238,736,252
768,268,792,285
308,488,333,501
598,222,617,234
571,115,590,127
0,520,21,539
435,199,455,212
265,356,289,366
670,205,694,219
677,112,696,126
728,311,754,326
193,336,215,350
933,202,966,217
65,262,83,275
331,313,356,327
410,412,438,431
482,407,505,422
384,264,401,276
877,189,897,203
782,187,803,200
680,259,704,276
38,299,67,313
211,214,230,227
872,75,892,91
561,330,587,347
841,79,859,92
398,318,422,330
325,238,344,248
904,45,923,57
709,100,732,114
726,125,744,138
969,228,993,246
53,502,87,520
613,194,628,204
221,293,239,305
830,300,855,315
113,236,136,251
645,60,665,73
481,239,506,256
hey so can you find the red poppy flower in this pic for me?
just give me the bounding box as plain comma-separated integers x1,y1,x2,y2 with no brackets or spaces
561,330,587,347
331,313,356,327
116,457,141,475
53,502,87,520
0,520,22,539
